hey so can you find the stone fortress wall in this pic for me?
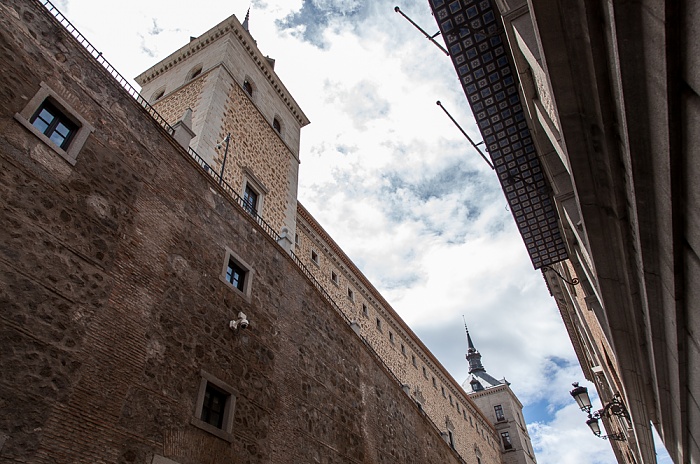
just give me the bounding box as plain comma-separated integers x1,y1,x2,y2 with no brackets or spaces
294,204,503,464
0,2,481,464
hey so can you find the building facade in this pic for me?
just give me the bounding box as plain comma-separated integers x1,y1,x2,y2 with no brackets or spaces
428,0,698,462
0,1,518,464
463,329,537,464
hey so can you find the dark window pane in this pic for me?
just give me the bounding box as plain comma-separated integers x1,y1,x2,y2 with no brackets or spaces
243,186,258,216
202,384,228,429
226,259,245,291
49,132,67,147
30,101,78,149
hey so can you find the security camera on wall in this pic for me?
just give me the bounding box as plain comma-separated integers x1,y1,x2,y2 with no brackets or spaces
229,312,249,331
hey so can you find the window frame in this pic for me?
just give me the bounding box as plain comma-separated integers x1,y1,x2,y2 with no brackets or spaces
494,404,506,422
331,270,339,285
241,168,268,218
272,116,282,134
191,370,236,442
187,64,204,82
151,86,166,102
219,247,254,300
501,431,513,450
243,78,254,97
30,100,78,149
14,82,94,165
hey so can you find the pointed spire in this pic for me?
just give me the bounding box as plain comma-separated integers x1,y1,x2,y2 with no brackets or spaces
463,315,476,351
242,7,250,31
463,317,485,374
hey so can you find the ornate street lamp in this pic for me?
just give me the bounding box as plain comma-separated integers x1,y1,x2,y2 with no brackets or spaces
570,382,628,441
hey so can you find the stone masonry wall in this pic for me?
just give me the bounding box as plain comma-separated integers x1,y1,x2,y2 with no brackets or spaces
215,80,296,237
295,206,503,464
152,74,205,128
0,2,468,464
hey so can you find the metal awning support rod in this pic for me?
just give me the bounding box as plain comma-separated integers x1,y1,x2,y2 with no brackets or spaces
394,6,449,56
436,101,494,170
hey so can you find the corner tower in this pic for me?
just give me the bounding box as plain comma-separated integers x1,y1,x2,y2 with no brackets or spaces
135,12,310,240
462,324,538,464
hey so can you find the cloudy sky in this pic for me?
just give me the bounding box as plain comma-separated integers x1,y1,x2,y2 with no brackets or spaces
49,0,670,462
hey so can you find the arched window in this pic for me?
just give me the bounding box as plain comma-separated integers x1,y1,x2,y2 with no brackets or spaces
272,117,281,133
152,87,165,102
187,64,203,82
243,79,253,96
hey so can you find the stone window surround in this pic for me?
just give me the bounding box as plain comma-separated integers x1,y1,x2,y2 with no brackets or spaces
331,270,339,285
151,85,166,102
242,74,255,98
311,249,319,266
191,370,237,442
219,246,254,301
362,303,368,317
241,166,268,216
186,63,204,82
14,81,94,166
347,287,354,301
272,115,283,138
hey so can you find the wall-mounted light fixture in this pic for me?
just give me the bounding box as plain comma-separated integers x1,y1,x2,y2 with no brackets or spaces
570,382,628,441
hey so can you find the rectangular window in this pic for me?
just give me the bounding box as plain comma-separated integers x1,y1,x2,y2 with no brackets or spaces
192,370,236,442
30,100,77,150
494,404,505,422
389,331,394,343
411,354,417,367
243,185,258,216
441,386,446,397
311,250,319,264
448,430,455,449
362,303,368,317
331,271,339,284
501,431,513,450
220,248,253,299
226,258,246,291
432,377,437,388
14,82,94,165
201,384,228,428
347,287,354,300
456,403,460,413
422,366,427,378
295,233,299,245
376,318,382,331
449,394,453,405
